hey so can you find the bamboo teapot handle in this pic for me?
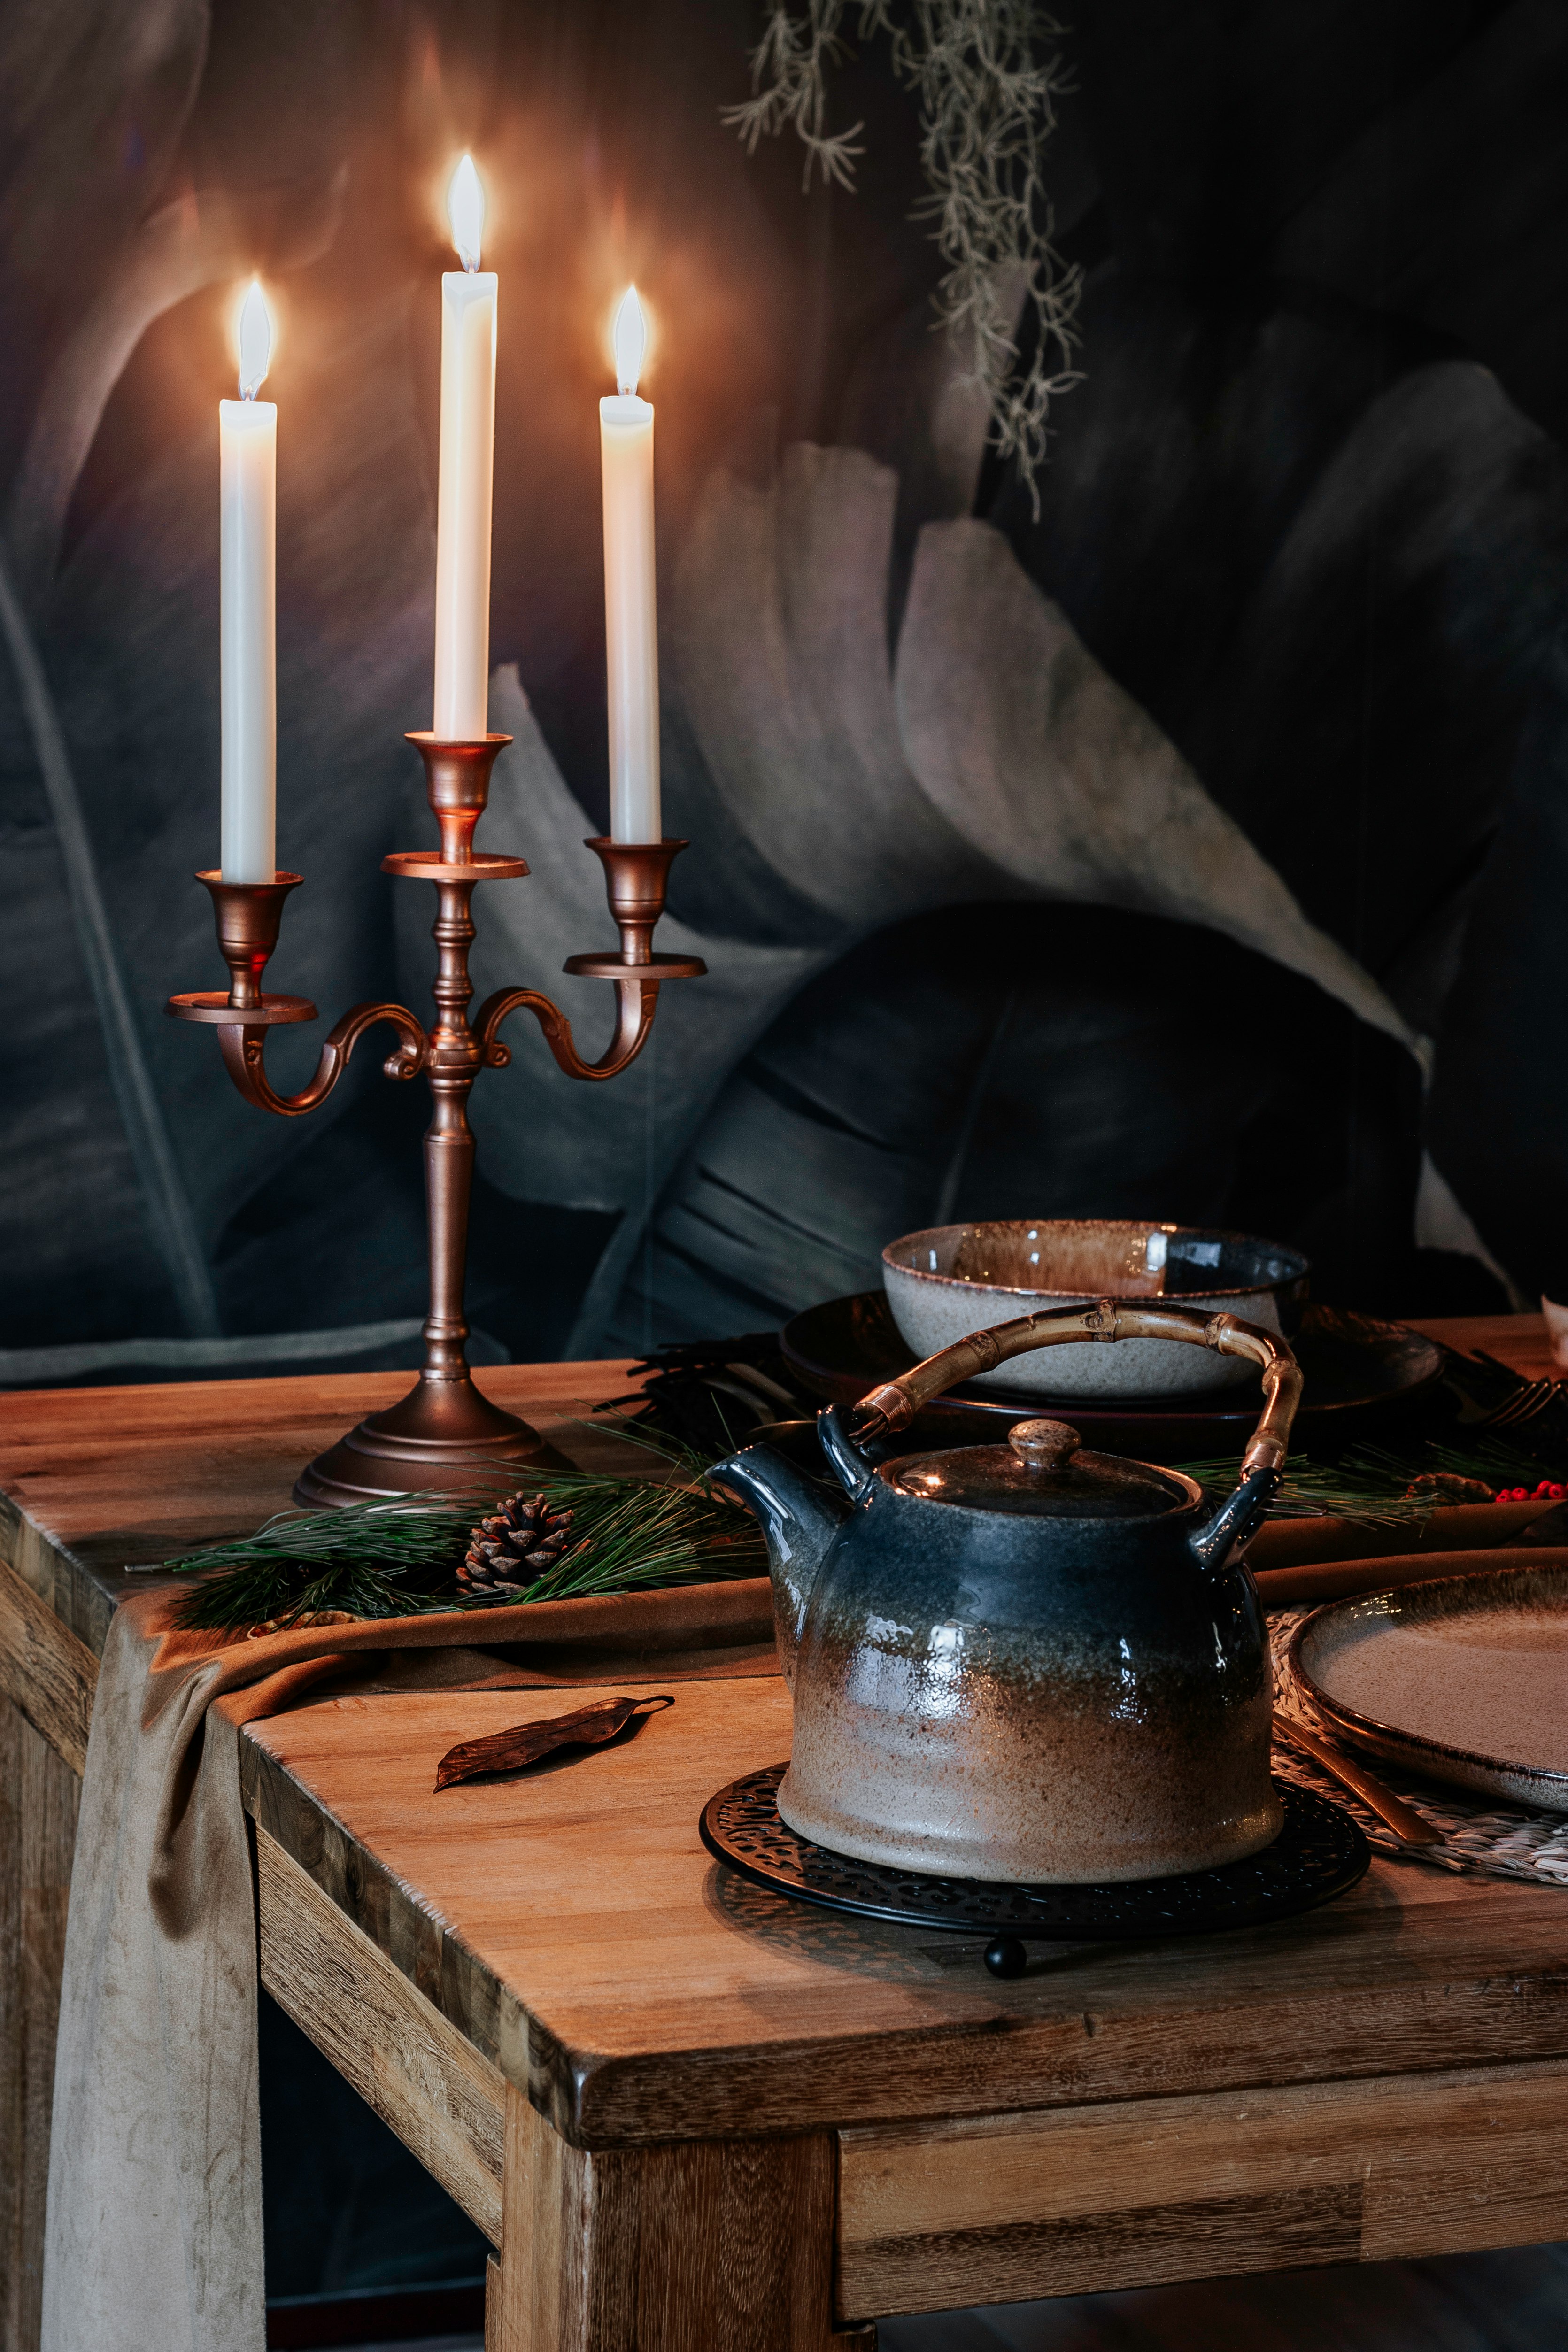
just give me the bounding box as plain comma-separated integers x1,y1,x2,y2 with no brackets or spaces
849,1299,1302,1478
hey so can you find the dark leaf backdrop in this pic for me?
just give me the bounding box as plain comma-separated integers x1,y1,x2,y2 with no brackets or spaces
2,0,1562,1394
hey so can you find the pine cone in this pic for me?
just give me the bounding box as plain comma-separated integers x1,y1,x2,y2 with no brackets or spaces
458,1492,576,1601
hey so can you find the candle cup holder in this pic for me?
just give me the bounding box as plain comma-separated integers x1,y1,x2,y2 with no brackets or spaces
168,732,705,1506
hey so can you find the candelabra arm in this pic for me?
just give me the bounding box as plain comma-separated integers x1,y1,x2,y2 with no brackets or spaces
474,977,658,1084
216,1000,428,1117
471,833,705,1080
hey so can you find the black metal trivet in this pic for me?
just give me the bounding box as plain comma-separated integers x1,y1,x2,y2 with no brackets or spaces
701,1766,1368,1976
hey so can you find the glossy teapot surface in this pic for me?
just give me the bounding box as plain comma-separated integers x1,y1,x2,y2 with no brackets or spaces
715,1297,1301,1886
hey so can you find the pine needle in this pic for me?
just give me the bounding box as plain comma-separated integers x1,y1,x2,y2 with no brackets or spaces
1176,1434,1567,1530
169,1419,766,1633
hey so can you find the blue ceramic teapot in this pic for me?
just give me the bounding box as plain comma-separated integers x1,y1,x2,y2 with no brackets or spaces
714,1298,1301,1884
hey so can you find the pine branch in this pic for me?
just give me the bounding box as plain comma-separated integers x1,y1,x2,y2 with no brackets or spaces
1176,1434,1568,1530
170,1419,766,1633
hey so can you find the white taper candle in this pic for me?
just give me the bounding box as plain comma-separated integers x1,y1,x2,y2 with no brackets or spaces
433,156,497,740
219,279,277,883
600,286,660,843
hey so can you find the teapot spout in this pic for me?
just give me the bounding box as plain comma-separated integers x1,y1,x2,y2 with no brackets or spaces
710,1442,851,1687
1190,1465,1281,1574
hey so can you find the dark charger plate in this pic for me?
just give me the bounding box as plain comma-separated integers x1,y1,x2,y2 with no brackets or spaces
701,1765,1368,1973
780,1293,1442,1462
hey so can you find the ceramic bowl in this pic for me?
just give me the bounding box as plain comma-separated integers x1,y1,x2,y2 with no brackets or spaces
881,1220,1310,1400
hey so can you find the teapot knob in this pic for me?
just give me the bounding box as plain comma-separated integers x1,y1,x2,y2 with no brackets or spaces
1007,1418,1080,1469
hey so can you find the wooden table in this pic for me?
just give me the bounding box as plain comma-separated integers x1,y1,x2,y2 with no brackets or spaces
4,1327,1568,2351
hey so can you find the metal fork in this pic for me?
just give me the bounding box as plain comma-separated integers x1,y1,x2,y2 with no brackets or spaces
1479,1375,1563,1431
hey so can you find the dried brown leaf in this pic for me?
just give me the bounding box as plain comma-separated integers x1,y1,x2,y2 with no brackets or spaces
433,1694,673,1790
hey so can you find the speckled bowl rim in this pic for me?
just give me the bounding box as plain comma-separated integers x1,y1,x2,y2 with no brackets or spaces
881,1218,1312,1306
1290,1565,1568,1808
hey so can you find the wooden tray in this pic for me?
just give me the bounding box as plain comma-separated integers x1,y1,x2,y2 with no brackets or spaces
780,1295,1443,1463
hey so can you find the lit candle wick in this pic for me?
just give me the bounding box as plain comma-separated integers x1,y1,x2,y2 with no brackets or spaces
612,284,647,397
448,153,485,274
235,277,274,401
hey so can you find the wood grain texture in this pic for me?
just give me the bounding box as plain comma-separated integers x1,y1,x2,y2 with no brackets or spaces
255,1824,505,2245
0,1556,96,1774
241,1677,1568,2151
0,1356,648,1659
0,1322,1543,1665
0,1322,1540,1661
0,1693,80,2352
493,2083,869,2352
1409,1313,1555,1380
836,2058,1568,2318
487,2254,504,2352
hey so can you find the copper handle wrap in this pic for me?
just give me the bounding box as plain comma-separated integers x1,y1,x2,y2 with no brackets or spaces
852,1299,1302,1475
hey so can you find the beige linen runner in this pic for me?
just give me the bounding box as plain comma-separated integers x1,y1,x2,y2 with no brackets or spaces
42,1576,774,2352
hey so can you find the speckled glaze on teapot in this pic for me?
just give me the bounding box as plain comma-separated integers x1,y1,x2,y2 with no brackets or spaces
715,1297,1302,1885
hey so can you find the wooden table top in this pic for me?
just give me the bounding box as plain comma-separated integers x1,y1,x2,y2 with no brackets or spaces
5,1317,1568,2154
0,1358,648,1652
0,1312,1550,1654
243,1670,1568,2151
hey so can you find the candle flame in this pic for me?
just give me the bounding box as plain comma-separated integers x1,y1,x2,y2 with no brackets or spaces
448,153,484,270
612,284,647,396
235,278,274,399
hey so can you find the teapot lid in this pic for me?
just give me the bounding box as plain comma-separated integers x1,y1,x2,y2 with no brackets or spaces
881,1419,1196,1519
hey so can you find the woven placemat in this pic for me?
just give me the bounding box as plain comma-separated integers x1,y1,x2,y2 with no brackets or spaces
1269,1609,1568,1886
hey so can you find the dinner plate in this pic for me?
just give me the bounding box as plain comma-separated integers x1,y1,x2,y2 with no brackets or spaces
779,1293,1443,1463
1291,1565,1568,1812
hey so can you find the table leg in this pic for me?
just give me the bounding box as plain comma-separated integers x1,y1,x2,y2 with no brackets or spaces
492,2085,875,2352
0,1694,79,2352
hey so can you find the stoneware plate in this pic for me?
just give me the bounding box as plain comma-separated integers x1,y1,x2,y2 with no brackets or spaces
1292,1565,1568,1812
882,1219,1310,1397
780,1293,1443,1464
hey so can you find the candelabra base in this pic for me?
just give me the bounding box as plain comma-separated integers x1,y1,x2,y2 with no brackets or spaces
293,1371,569,1507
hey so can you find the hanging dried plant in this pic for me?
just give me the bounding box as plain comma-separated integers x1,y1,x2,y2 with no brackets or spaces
725,0,1083,501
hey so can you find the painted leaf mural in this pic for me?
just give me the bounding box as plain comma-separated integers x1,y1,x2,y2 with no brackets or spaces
3,0,1565,1390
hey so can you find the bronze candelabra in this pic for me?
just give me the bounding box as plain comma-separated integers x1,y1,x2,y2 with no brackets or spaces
168,733,704,1505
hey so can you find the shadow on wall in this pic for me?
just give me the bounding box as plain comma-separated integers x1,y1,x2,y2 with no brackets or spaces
608,898,1504,1355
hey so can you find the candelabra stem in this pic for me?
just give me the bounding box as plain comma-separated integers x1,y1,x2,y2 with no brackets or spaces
293,740,566,1505
424,1080,476,1384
